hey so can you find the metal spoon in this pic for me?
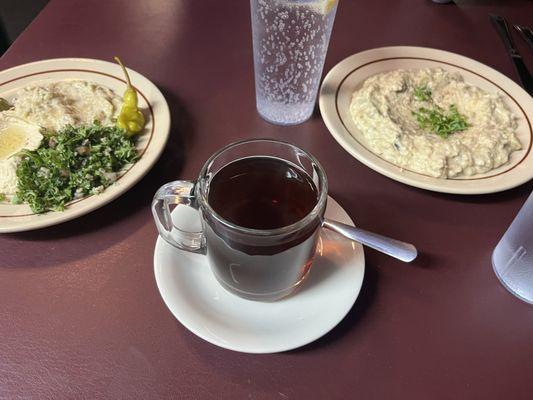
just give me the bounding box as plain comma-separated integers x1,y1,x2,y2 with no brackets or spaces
323,219,418,263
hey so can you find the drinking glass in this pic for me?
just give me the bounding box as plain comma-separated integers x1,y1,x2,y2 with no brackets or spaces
492,190,533,304
250,0,338,125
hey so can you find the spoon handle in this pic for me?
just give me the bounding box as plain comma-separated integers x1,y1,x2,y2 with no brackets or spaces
322,219,418,263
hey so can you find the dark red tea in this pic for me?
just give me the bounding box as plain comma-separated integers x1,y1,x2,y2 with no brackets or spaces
204,156,322,301
208,156,318,229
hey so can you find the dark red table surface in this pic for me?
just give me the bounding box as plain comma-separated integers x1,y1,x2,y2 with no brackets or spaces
1,0,533,398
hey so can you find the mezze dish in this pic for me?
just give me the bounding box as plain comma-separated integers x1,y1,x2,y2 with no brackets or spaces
349,68,521,178
319,46,533,194
0,57,170,233
0,58,144,213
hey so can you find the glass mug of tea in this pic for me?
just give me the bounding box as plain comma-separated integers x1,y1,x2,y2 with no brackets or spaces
151,139,327,301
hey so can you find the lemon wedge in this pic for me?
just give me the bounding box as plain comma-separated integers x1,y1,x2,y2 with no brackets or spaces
322,0,337,14
0,117,42,160
307,0,337,15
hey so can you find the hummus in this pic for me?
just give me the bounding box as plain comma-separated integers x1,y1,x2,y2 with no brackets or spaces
349,68,521,178
8,80,122,132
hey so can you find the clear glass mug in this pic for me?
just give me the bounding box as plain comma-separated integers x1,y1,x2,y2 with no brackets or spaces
151,139,328,301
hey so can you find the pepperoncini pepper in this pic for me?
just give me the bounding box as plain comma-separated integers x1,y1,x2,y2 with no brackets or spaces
114,56,145,136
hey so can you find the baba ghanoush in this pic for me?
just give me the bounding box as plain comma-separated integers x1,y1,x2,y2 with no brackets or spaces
349,68,521,178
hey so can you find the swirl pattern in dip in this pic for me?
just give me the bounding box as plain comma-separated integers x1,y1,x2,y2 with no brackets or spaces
349,68,521,178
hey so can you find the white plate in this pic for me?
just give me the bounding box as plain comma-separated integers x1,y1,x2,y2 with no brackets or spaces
154,196,365,353
319,46,533,194
0,58,170,232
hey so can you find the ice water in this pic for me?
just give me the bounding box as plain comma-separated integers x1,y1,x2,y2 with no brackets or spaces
492,190,533,304
250,0,338,125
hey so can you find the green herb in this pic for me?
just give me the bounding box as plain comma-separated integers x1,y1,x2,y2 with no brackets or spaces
16,123,138,213
412,105,469,139
0,97,12,111
414,85,432,102
0,193,6,202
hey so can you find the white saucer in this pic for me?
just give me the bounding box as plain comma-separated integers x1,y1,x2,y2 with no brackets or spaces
153,196,365,353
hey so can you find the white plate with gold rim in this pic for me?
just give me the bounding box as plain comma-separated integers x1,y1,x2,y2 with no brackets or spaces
154,196,365,354
319,46,533,194
0,58,170,233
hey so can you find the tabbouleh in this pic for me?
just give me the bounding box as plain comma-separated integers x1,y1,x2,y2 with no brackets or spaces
15,123,138,213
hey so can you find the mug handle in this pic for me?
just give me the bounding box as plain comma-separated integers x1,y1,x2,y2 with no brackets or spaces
151,180,206,254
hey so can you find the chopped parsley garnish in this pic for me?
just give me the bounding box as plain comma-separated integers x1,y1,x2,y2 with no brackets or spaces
0,97,12,111
412,105,469,139
16,123,138,213
414,85,432,102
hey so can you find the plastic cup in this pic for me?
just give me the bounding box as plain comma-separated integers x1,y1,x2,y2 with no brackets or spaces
492,190,533,304
250,0,338,125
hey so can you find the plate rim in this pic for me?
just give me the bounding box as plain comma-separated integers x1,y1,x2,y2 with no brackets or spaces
153,196,365,354
0,57,171,232
319,46,533,195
